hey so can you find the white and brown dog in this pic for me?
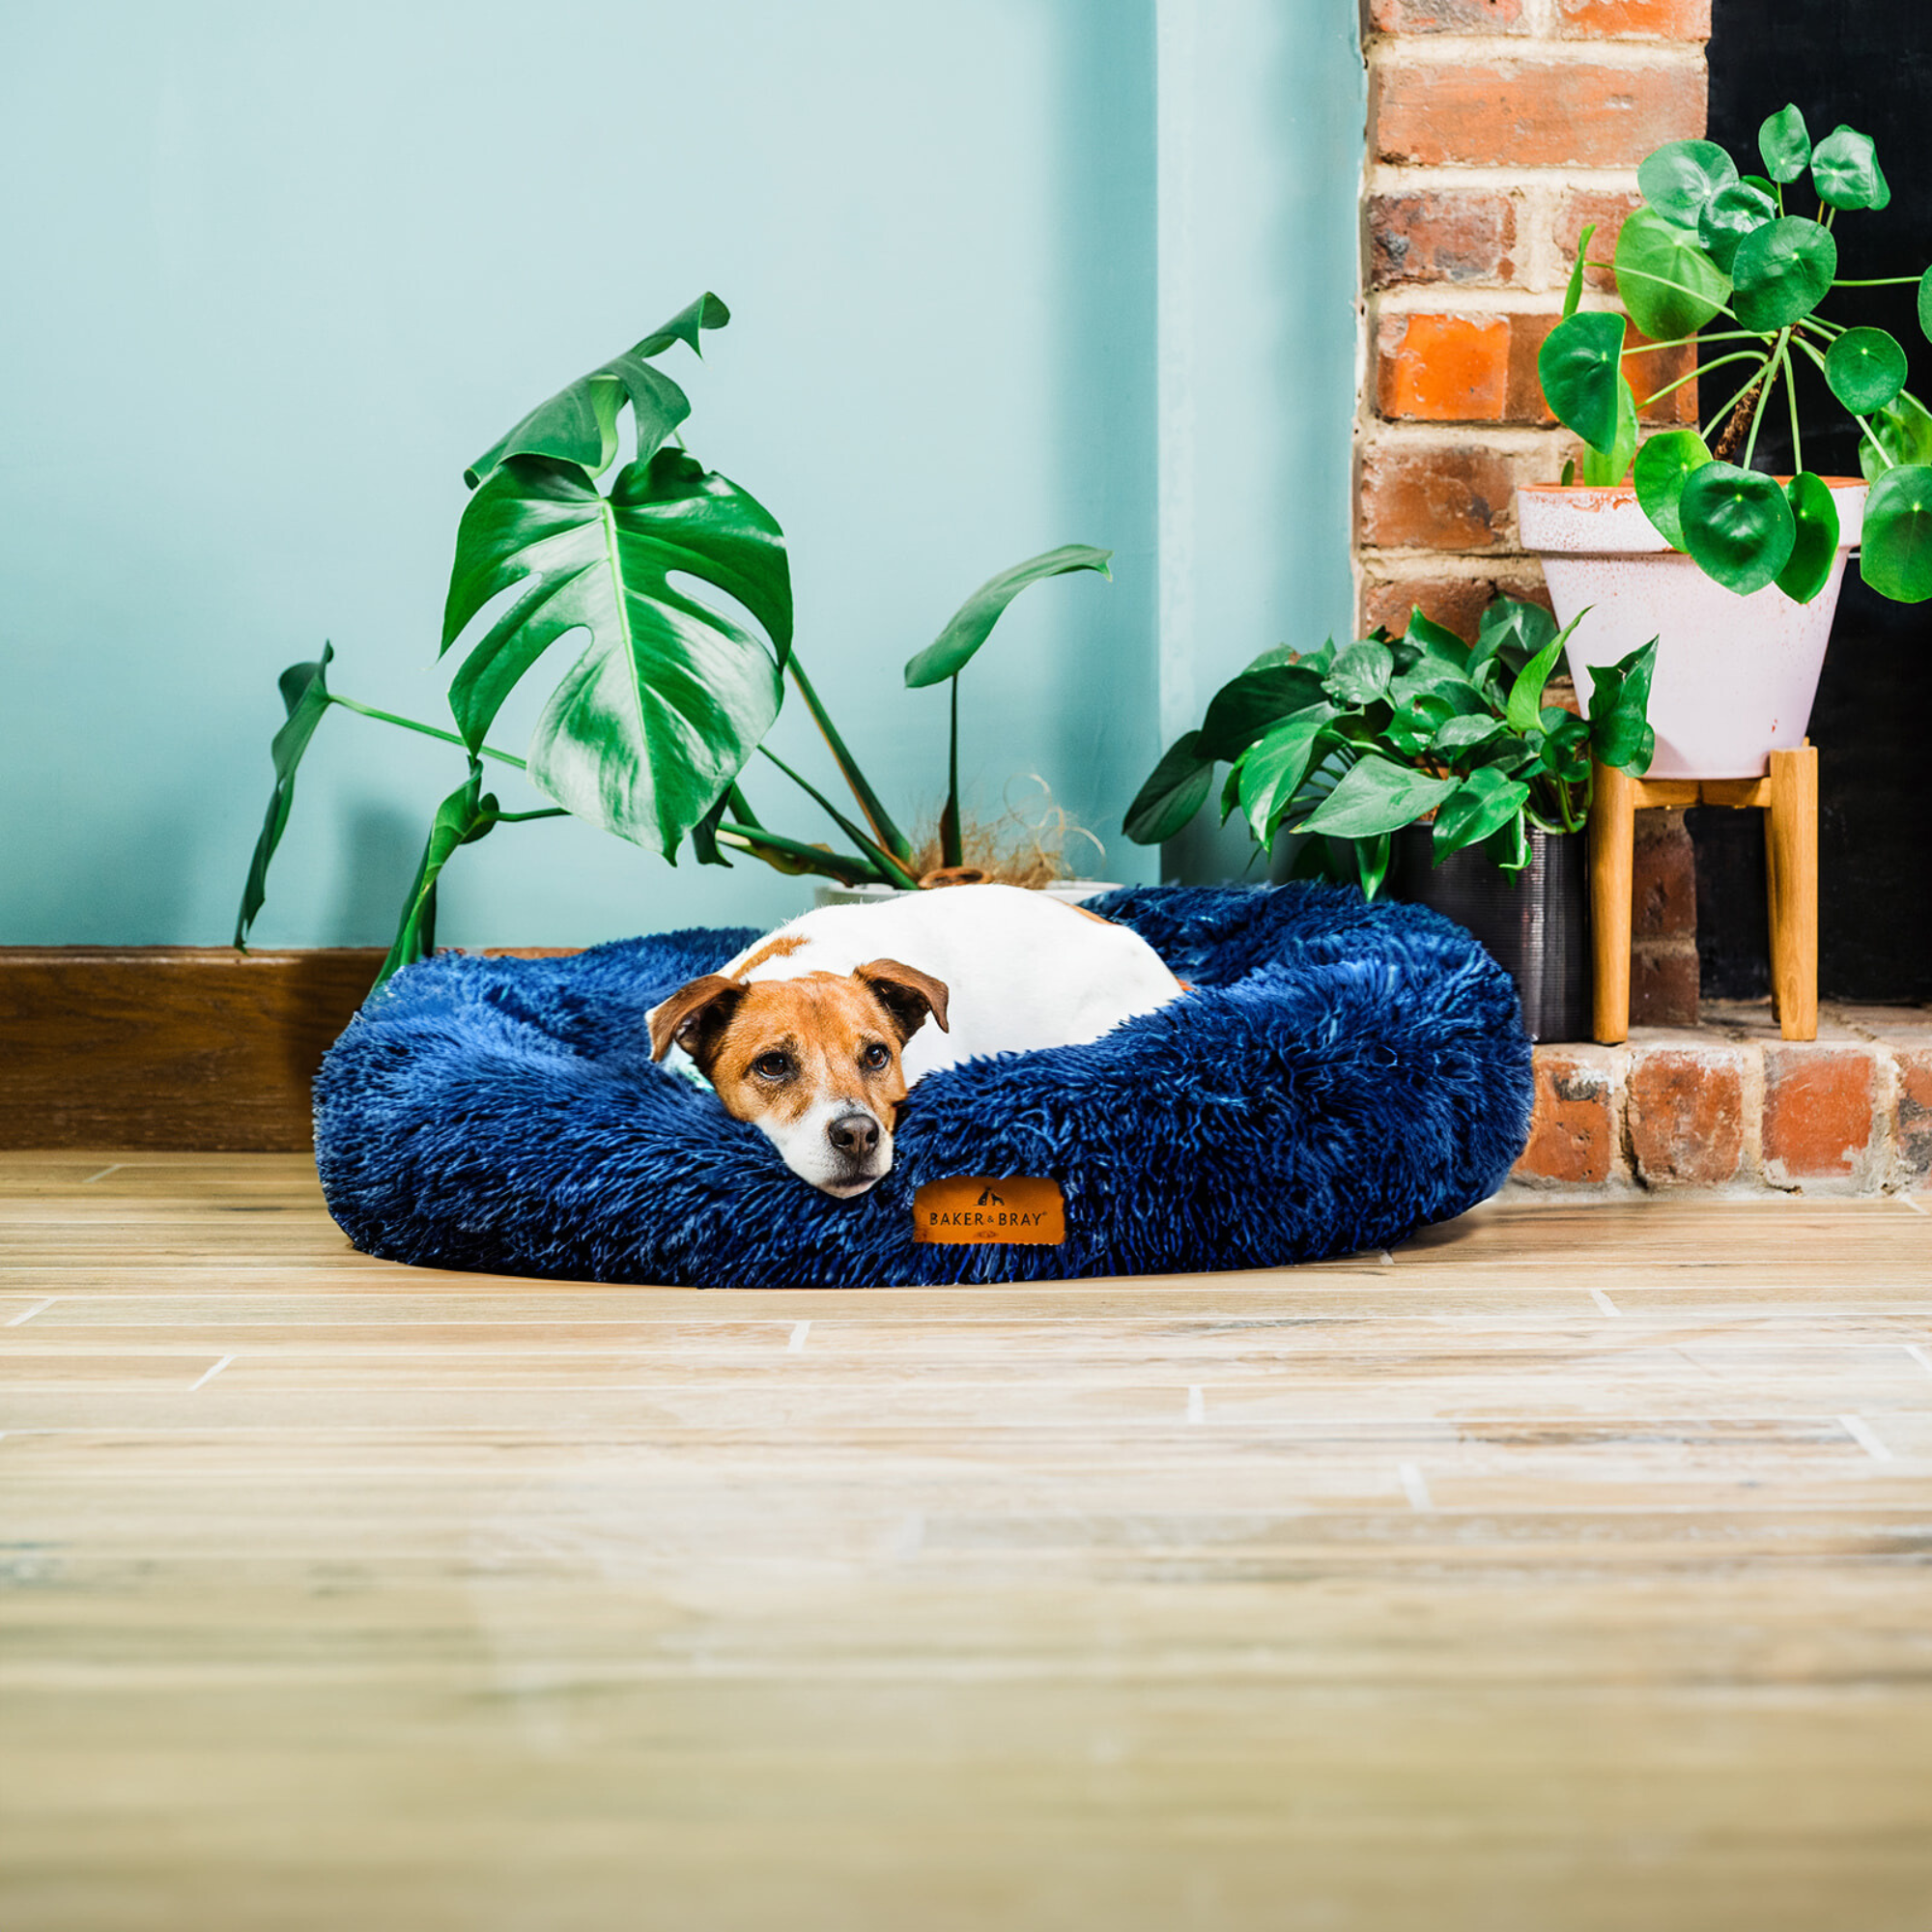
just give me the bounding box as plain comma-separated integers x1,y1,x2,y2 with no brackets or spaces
646,883,1183,1197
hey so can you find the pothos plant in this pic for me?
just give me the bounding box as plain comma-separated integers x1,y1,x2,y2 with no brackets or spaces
1121,599,1658,896
1539,103,1932,603
234,295,1110,984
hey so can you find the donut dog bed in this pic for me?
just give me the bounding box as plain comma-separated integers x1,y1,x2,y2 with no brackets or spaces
314,884,1534,1288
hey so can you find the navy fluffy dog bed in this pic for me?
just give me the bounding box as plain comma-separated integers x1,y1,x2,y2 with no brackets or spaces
314,884,1533,1288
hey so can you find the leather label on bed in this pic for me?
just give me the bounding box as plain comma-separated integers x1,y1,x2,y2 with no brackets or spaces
913,1177,1065,1245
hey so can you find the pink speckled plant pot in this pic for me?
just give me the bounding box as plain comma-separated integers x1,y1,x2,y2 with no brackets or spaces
1517,481,1866,780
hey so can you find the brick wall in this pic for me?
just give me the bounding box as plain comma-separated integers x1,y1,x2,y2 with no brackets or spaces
1358,0,1710,1025
1357,0,1711,639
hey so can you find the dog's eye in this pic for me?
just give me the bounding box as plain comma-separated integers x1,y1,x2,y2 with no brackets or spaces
862,1042,891,1070
753,1052,792,1080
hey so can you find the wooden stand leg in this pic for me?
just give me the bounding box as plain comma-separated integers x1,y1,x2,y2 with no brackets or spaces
1590,760,1636,1044
1766,745,1818,1041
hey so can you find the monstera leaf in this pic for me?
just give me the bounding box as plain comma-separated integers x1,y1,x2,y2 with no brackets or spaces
465,293,730,488
440,447,793,858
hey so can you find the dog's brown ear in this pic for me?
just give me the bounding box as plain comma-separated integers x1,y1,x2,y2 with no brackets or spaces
855,958,951,1042
647,975,744,1065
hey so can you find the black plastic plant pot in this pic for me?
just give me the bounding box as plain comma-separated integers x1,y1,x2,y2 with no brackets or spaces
1389,824,1590,1043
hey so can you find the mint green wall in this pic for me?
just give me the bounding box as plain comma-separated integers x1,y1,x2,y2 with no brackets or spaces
0,2,1363,947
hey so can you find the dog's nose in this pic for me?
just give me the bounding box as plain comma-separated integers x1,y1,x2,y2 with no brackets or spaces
826,1113,880,1158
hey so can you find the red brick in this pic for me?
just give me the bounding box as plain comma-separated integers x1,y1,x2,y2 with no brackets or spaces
1517,1048,1617,1184
1632,809,1695,938
1505,312,1699,428
1377,57,1707,169
1763,1045,1876,1180
1360,571,1550,642
1557,0,1712,38
1554,190,1643,295
1627,1046,1742,1185
1631,941,1699,1028
1359,442,1516,553
1371,0,1523,29
1370,190,1518,290
1377,312,1510,422
1897,1048,1932,1189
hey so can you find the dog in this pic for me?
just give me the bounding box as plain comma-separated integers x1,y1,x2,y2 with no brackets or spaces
646,883,1184,1197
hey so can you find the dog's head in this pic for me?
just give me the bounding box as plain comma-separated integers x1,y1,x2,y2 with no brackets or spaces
646,959,950,1197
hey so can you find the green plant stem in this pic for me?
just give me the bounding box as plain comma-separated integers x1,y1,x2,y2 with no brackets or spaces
490,808,570,823
1623,328,1762,355
714,823,878,887
754,746,918,888
1852,412,1897,470
1743,331,1788,469
782,656,913,860
1584,259,1740,323
1700,353,1776,441
1780,340,1804,476
1831,275,1920,286
328,695,527,771
940,676,962,868
1637,349,1759,412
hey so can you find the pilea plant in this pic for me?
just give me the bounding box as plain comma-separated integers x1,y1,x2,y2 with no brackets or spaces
234,296,1110,983
1121,599,1657,895
1539,103,1932,604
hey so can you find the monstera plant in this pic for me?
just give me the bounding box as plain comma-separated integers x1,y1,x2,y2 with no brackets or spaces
1537,104,1932,602
234,296,1110,983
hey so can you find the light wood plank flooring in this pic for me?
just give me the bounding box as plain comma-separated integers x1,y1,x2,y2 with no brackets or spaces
2,1151,1930,1930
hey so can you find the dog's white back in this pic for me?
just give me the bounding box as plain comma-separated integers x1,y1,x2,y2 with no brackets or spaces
720,884,1181,1083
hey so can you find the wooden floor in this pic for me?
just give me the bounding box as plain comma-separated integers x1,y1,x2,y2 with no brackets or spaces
2,1154,1930,1931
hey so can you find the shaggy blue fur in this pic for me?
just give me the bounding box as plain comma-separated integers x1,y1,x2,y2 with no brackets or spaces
314,884,1533,1288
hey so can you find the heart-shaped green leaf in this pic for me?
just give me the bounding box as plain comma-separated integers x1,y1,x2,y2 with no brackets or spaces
1679,462,1797,593
1122,731,1215,844
1919,267,1932,346
1432,766,1532,861
441,449,792,858
1386,694,1456,757
1537,309,1628,451
1861,463,1932,602
1504,621,1576,737
1238,707,1340,844
1580,378,1638,487
1825,327,1907,415
1198,665,1330,761
1758,104,1811,184
1432,714,1507,762
1471,598,1556,678
1585,639,1659,773
1402,611,1470,661
1730,216,1836,330
1697,179,1777,274
1293,755,1458,840
1634,428,1714,551
1775,472,1842,605
1322,639,1395,709
1811,125,1890,212
465,294,729,490
234,645,336,949
1859,392,1932,480
1614,208,1731,340
903,545,1112,688
1638,139,1738,227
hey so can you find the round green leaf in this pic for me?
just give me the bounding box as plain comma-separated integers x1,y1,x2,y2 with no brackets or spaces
1774,472,1841,606
1613,208,1730,340
1536,309,1627,452
1580,378,1637,486
1730,216,1836,331
1637,139,1738,228
1825,327,1907,415
1697,180,1776,275
1861,463,1932,602
1811,125,1890,212
1918,266,1932,346
1679,462,1796,594
1757,104,1810,185
1633,428,1714,551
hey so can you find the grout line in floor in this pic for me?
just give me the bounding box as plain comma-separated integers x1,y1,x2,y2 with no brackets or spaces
5,1298,56,1326
1590,1289,1621,1317
1836,1414,1894,1463
189,1354,235,1391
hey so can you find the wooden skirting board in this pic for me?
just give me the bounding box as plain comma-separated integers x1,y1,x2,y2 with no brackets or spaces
0,948,386,1151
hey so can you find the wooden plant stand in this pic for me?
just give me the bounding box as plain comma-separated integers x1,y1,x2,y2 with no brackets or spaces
1588,745,1818,1044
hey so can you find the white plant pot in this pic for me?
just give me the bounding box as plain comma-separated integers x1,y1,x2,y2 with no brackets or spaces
812,879,1121,909
1517,480,1866,780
